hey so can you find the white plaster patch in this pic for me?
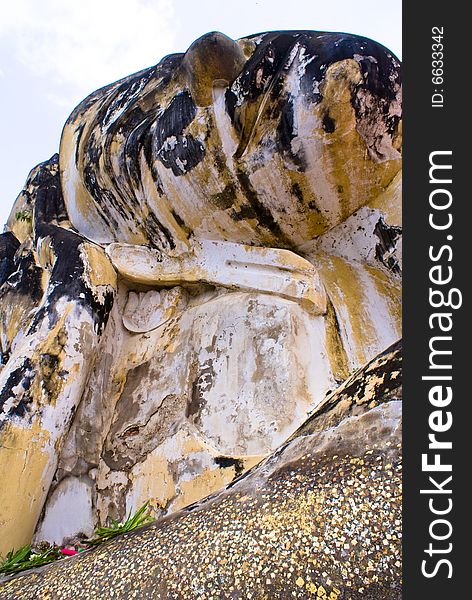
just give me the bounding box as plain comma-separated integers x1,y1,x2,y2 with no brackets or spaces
34,477,94,545
312,206,385,264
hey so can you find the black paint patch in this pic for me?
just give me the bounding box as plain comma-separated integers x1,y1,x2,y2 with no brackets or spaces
30,224,115,337
228,32,300,107
275,98,305,169
124,108,154,187
1,252,44,304
11,396,33,419
157,135,205,176
211,183,238,210
351,52,402,157
214,456,245,477
31,154,68,226
0,232,21,258
26,157,115,336
228,31,400,160
224,89,238,130
82,165,120,232
322,112,336,133
155,91,196,139
141,121,166,196
290,183,304,205
115,55,182,199
308,200,321,212
170,209,192,236
88,67,156,133
374,217,402,273
227,34,305,159
0,357,34,417
331,340,401,406
71,60,181,246
230,203,257,222
293,32,401,104
143,212,176,251
229,30,400,109
32,157,118,302
152,91,205,176
0,232,20,287
101,72,155,130
236,171,291,246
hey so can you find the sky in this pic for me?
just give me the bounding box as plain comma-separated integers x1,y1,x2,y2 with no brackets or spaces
0,0,402,229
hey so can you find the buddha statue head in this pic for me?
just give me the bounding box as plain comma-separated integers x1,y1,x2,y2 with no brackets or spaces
61,30,401,253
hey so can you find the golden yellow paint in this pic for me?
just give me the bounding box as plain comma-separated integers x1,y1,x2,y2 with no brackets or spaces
135,430,264,516
364,264,402,334
361,374,387,406
287,168,330,238
368,171,402,226
59,125,96,235
130,453,176,511
105,422,266,527
0,421,51,556
181,435,209,455
2,297,34,351
5,195,33,244
30,306,74,407
324,299,350,382
307,581,318,594
318,60,401,222
173,468,236,512
241,455,263,472
81,242,117,290
315,255,379,366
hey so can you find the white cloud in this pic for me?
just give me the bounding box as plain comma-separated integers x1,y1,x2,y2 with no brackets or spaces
0,0,177,99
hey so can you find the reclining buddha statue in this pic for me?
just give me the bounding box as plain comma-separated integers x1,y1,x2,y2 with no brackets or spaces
0,29,402,588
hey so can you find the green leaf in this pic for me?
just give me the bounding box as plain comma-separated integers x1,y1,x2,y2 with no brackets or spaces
84,502,154,546
0,545,61,576
15,210,33,223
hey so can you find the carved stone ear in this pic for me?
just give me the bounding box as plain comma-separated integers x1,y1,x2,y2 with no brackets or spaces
181,31,246,106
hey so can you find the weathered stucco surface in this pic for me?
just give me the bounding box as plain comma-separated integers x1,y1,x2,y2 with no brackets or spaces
1,342,402,598
0,28,401,594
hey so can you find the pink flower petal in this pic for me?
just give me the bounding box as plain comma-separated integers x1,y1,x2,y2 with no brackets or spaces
61,548,78,556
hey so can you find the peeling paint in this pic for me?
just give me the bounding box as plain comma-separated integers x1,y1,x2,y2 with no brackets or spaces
0,29,401,558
